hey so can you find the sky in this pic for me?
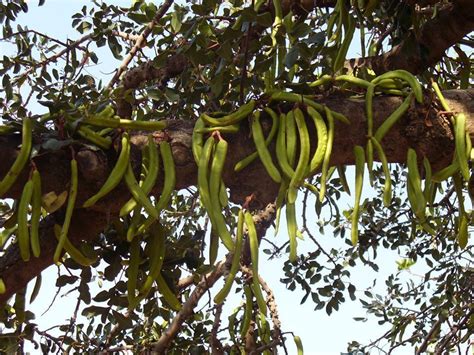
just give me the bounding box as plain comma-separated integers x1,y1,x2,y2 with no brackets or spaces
0,1,457,354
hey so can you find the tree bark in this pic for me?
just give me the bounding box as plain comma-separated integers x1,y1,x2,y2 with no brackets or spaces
0,89,472,304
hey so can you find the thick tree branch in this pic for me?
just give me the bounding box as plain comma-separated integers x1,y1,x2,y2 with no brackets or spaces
351,0,474,74
0,89,472,303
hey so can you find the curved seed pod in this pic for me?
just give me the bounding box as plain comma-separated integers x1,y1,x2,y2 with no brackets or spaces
137,141,176,235
155,273,182,311
76,126,112,150
423,157,433,204
306,106,328,175
120,135,159,216
370,137,391,206
29,274,42,303
286,201,298,263
250,281,267,318
366,139,374,186
18,179,34,261
288,108,310,204
0,125,17,135
309,74,333,87
234,107,279,172
219,181,228,207
274,178,289,235
200,100,256,126
251,111,282,183
454,113,469,181
240,284,253,338
0,118,32,197
276,113,295,179
244,211,267,316
366,83,375,137
54,158,79,263
127,236,141,309
30,169,42,258
372,70,423,103
285,110,297,168
126,208,143,242
406,148,426,219
155,142,176,211
14,288,26,324
333,16,356,72
192,117,205,164
195,124,240,134
373,93,413,143
83,133,130,207
214,209,244,304
432,161,459,182
197,136,216,218
458,213,468,249
53,224,96,266
336,165,351,195
352,145,365,245
209,139,228,207
266,0,283,55
431,81,451,111
319,107,335,202
140,223,166,295
270,92,350,124
453,173,468,247
209,139,234,251
0,278,5,294
335,74,371,88
293,335,304,355
209,228,219,265
122,161,159,220
81,117,167,131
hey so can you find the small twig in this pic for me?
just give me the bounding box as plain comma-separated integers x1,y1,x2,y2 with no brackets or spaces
107,0,175,88
250,339,282,354
301,188,337,266
59,294,81,350
1,29,68,47
13,33,94,84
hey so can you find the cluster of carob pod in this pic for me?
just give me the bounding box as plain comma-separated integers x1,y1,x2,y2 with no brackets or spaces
0,70,470,310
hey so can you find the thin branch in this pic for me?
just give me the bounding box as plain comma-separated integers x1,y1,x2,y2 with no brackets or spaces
150,260,226,352
301,188,337,266
0,29,68,47
107,0,175,88
13,33,94,84
111,31,141,42
434,310,473,354
415,317,443,354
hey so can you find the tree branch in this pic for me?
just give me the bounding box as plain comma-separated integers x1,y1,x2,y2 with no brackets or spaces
150,260,226,352
0,90,472,302
107,0,175,89
354,0,474,74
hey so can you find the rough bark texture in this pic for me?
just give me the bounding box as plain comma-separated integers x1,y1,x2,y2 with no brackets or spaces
346,0,474,74
0,89,473,304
